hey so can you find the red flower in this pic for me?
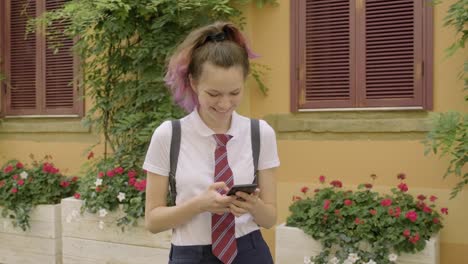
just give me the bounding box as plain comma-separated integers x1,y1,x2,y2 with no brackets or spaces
128,178,136,186
314,188,320,193
71,176,79,182
87,151,94,160
60,181,70,188
11,188,18,193
430,195,437,202
16,162,24,169
380,198,392,207
127,170,137,178
433,218,440,224
98,172,105,178
134,179,147,192
403,229,411,237
393,207,401,218
364,183,373,189
4,165,13,173
441,208,448,215
323,199,331,210
397,173,406,180
409,233,420,244
369,209,377,215
355,218,361,224
319,175,325,183
330,180,342,188
398,182,408,192
12,174,19,180
95,186,102,192
423,206,432,213
334,209,340,215
114,167,124,174
17,179,25,186
106,170,115,178
405,210,418,222
301,186,309,194
344,199,353,206
74,193,81,199
417,194,426,201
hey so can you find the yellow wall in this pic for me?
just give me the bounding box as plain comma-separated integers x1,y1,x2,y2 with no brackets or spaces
245,0,467,263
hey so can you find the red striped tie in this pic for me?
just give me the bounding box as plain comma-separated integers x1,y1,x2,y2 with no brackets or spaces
212,134,237,264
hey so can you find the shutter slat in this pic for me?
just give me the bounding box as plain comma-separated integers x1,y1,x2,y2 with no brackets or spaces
10,0,37,110
45,0,75,109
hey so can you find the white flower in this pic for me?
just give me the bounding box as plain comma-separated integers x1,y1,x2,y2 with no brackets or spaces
20,171,28,179
95,178,103,187
388,253,398,262
329,257,339,264
347,253,360,263
304,256,311,264
117,192,126,202
98,220,105,230
98,208,108,218
365,260,376,264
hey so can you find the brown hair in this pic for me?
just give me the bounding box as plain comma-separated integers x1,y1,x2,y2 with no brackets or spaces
164,21,258,112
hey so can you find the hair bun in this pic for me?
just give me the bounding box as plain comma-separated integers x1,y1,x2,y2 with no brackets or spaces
206,32,226,42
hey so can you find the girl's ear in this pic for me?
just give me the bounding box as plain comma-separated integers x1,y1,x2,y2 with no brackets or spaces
189,74,197,94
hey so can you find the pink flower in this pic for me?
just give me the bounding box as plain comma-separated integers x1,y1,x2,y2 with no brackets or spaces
71,176,79,182
409,233,420,244
369,209,377,215
344,199,353,206
95,186,102,192
17,179,25,186
128,178,137,186
11,188,18,193
405,210,418,222
4,165,13,174
355,218,361,224
106,170,115,178
134,179,147,192
423,206,432,213
403,229,411,237
16,162,24,169
319,175,325,183
433,218,440,224
441,208,448,215
417,195,426,201
301,186,309,194
98,172,104,178
393,207,401,218
334,209,340,215
330,180,342,188
74,193,81,199
114,167,124,174
12,174,19,180
397,173,406,180
127,170,137,178
380,199,392,207
398,182,408,192
323,199,331,210
60,181,70,188
430,195,437,202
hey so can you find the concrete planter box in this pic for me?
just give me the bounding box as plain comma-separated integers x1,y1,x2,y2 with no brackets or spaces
0,204,62,264
276,224,439,264
61,197,172,264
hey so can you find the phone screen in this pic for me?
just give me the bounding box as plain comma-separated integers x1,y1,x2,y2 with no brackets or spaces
227,184,257,196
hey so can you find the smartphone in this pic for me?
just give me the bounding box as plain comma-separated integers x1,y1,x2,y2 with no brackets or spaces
226,183,258,196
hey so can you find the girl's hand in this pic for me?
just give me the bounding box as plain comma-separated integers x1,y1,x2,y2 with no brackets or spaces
229,189,261,217
196,182,236,215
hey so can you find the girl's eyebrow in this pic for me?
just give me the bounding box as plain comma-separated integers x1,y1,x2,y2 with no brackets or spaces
206,88,241,93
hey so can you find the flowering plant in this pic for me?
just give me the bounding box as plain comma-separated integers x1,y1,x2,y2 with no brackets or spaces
287,174,447,264
76,154,147,230
0,155,79,230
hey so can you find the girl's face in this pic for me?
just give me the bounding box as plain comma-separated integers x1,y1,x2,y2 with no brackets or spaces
190,62,245,132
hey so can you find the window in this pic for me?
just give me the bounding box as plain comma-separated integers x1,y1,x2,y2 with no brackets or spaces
290,0,433,111
0,0,82,116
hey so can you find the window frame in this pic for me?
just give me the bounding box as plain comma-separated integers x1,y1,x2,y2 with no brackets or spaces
290,0,433,112
0,0,83,117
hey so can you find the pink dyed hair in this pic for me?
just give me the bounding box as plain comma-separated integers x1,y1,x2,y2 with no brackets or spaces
164,22,259,112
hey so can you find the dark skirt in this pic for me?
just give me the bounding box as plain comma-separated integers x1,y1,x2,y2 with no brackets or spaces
168,230,274,264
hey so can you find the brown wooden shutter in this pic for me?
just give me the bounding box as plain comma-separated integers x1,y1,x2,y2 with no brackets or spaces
358,0,423,107
299,0,355,109
44,0,75,114
7,0,38,114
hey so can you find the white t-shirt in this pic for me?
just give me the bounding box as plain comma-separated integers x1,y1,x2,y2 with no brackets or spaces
143,109,280,246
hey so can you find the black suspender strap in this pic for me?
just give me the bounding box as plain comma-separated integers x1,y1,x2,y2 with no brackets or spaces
251,119,260,185
168,120,181,206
